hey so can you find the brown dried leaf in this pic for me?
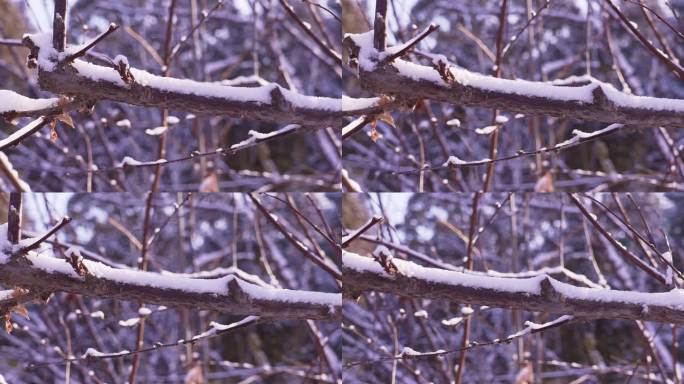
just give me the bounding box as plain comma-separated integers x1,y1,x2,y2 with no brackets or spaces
534,172,554,193
49,119,58,142
376,112,395,129
56,113,74,129
370,120,380,142
199,173,219,192
3,314,12,334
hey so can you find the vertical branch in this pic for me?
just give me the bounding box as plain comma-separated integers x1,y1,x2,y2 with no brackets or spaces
52,0,68,52
7,193,22,244
482,0,508,192
373,0,388,51
454,191,482,384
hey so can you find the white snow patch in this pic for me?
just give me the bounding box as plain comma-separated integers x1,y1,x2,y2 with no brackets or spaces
90,311,104,319
115,119,131,128
441,317,463,326
495,115,509,124
0,90,59,114
113,55,128,67
118,317,140,327
118,156,167,167
475,125,497,135
145,126,168,136
446,118,461,127
138,307,152,316
413,309,428,319
442,155,467,167
82,348,129,358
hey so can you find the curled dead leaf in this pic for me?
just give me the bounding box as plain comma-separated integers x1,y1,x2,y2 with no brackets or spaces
370,120,380,142
56,113,74,129
534,172,554,192
49,119,58,142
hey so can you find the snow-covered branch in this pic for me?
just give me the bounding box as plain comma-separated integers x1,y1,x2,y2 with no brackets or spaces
342,251,684,323
344,31,684,128
0,241,341,321
20,32,378,128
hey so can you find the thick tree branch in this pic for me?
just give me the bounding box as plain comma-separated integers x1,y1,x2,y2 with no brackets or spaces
344,32,684,128
19,34,378,128
0,251,341,321
342,251,684,324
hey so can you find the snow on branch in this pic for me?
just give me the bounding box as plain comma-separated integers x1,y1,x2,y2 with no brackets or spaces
344,31,684,128
0,90,64,120
342,251,684,323
0,153,31,191
21,32,378,127
0,229,341,321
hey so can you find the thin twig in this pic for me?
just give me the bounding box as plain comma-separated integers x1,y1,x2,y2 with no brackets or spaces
342,216,384,249
13,216,72,256
64,23,119,63
383,24,438,63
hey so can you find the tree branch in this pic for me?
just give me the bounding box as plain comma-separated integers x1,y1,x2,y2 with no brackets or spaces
7,193,22,244
0,251,341,321
342,251,684,323
52,0,67,52
344,33,684,128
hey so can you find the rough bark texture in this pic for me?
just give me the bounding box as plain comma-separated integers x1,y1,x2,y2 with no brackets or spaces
0,257,341,321
343,35,684,128
358,65,683,128
37,67,345,128
342,263,684,324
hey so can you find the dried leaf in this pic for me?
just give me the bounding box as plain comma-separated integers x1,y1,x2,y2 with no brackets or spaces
199,173,219,192
534,172,554,192
3,314,12,334
12,305,29,320
49,119,58,142
370,120,380,142
376,112,395,128
56,113,74,129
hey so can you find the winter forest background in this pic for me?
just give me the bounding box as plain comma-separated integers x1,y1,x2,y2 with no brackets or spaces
0,192,342,382
0,0,683,383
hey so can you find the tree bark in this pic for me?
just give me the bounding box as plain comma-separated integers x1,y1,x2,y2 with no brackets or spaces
343,251,684,324
0,253,341,321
